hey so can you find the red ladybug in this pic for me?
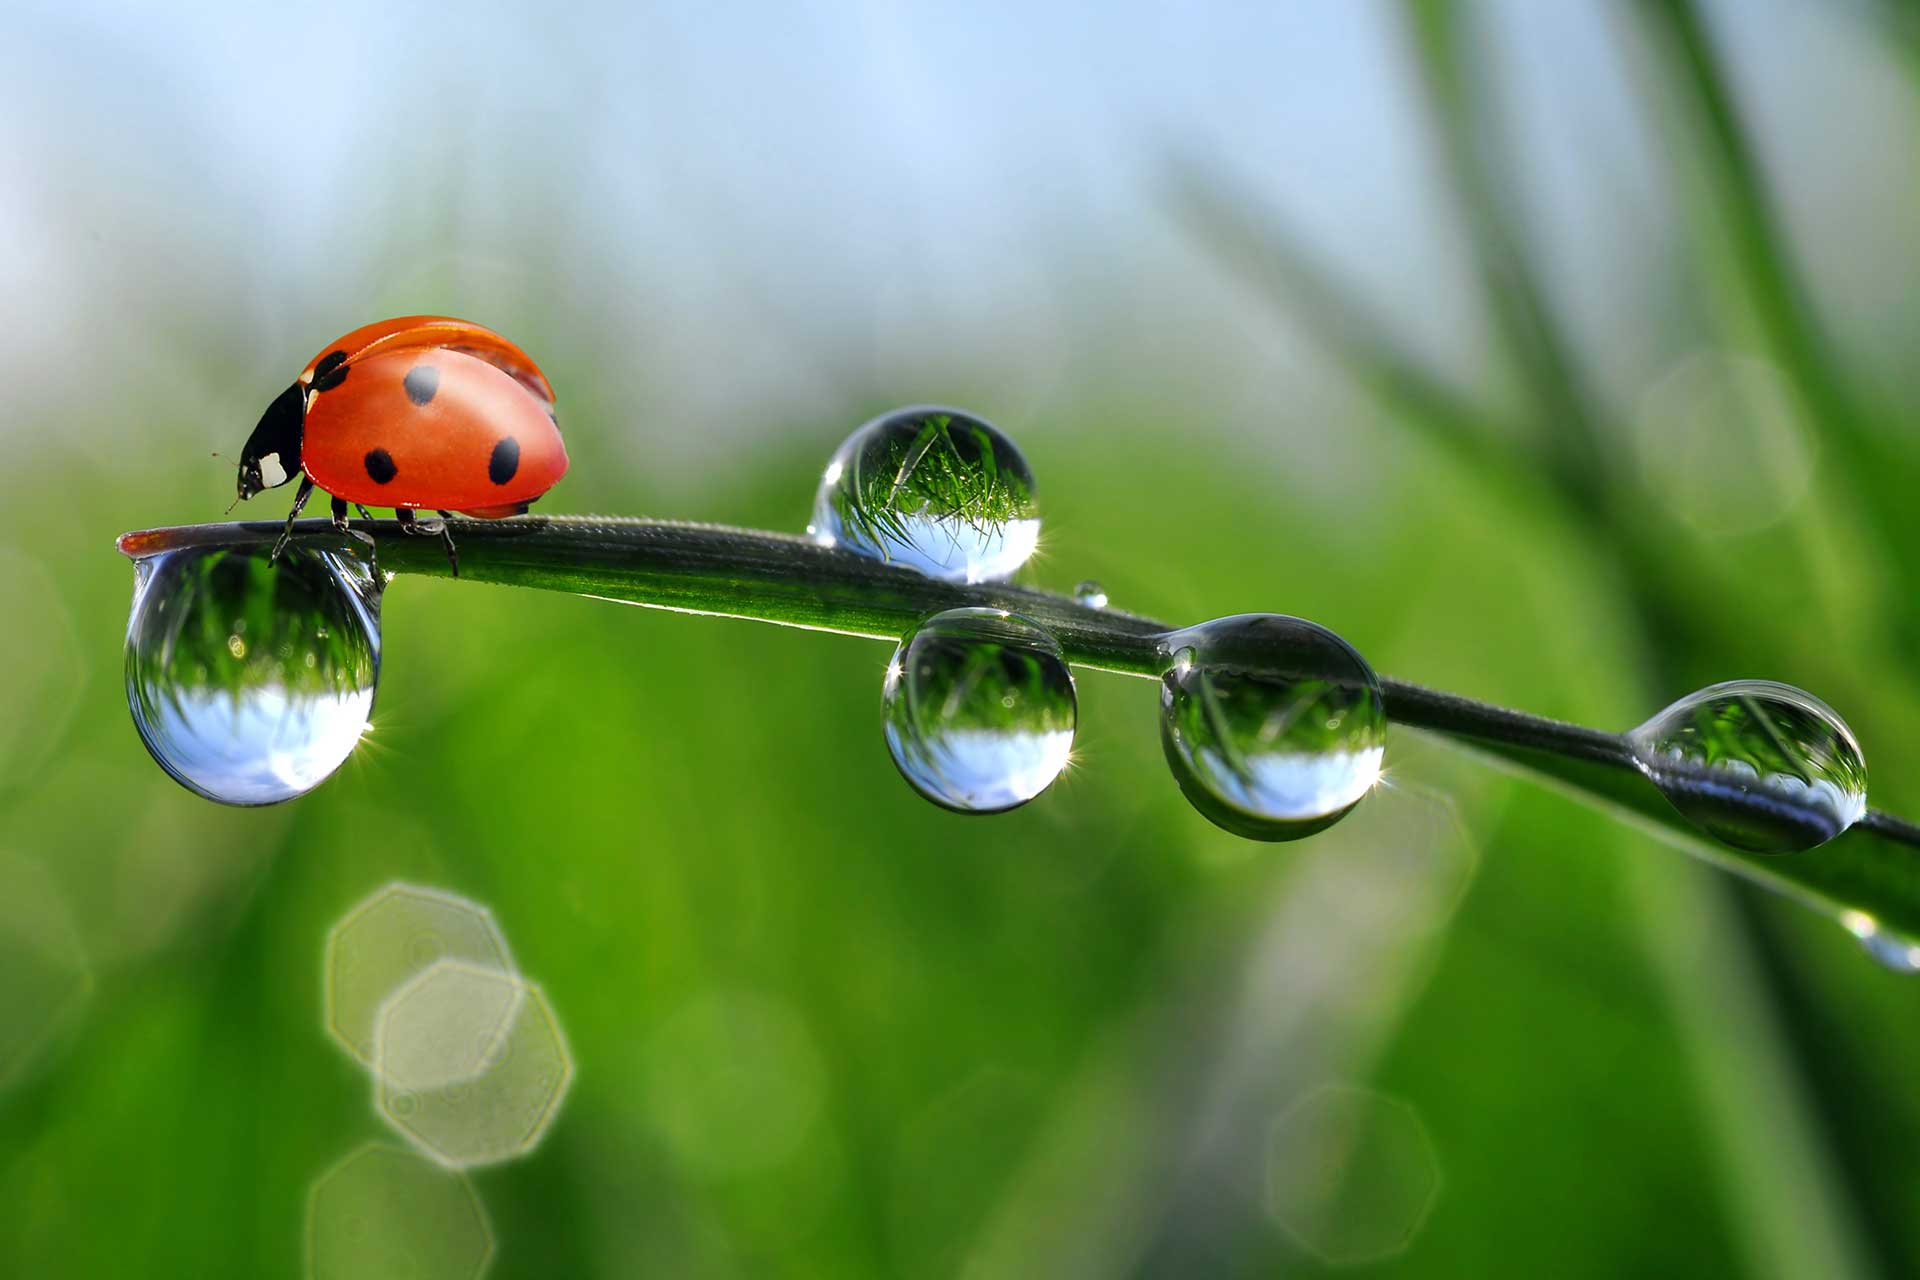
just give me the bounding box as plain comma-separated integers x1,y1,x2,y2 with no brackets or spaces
236,316,568,572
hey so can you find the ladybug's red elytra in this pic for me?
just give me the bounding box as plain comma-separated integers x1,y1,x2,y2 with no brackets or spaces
236,316,569,573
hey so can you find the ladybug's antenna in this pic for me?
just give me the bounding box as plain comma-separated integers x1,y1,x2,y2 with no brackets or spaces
213,451,244,513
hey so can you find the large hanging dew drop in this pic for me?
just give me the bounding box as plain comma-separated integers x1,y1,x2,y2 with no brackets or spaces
882,608,1076,813
809,406,1040,584
1158,614,1387,842
122,543,381,805
1628,680,1867,854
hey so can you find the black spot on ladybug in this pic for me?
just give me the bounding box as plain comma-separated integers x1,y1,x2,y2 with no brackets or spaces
312,350,349,393
489,436,521,485
403,365,439,406
364,448,398,485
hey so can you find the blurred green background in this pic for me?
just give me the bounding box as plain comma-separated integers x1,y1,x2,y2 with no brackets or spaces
6,0,1920,1275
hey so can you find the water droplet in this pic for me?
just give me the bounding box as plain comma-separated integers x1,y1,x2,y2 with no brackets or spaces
1157,614,1387,841
1840,911,1920,974
882,608,1076,813
1074,580,1108,609
1628,680,1866,854
123,543,381,806
808,407,1039,583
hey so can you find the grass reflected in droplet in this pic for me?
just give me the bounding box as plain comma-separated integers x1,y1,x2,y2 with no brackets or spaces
123,543,380,805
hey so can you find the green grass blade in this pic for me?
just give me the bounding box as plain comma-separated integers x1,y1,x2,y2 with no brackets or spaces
118,515,1920,949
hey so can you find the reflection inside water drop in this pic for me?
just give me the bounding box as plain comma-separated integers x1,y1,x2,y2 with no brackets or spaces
1158,614,1386,842
1629,679,1866,854
808,406,1040,584
123,543,381,805
883,608,1076,813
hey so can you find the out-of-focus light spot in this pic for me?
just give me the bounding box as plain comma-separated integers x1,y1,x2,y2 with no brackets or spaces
1634,351,1813,537
306,1143,493,1280
644,989,826,1178
325,884,516,1071
374,958,526,1093
0,851,92,1090
1266,1083,1441,1266
376,962,573,1169
0,549,86,785
888,1069,1039,1277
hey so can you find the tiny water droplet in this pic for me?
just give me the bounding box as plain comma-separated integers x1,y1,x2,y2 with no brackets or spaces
1628,680,1866,854
1074,580,1109,609
1841,911,1920,973
882,608,1076,813
1158,614,1386,841
123,543,381,806
809,406,1040,584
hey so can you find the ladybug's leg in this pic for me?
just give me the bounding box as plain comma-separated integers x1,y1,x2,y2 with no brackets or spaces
326,495,382,576
269,477,317,563
432,512,462,578
394,507,460,578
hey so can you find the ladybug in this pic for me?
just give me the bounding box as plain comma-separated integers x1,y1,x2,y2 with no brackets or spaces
236,316,568,573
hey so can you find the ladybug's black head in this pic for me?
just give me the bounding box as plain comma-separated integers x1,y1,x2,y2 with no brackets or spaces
237,382,306,501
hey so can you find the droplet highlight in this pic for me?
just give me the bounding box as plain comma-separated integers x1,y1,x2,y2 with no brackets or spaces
123,543,380,805
882,608,1076,813
809,406,1039,583
1629,680,1867,854
1158,614,1386,841
1840,911,1920,974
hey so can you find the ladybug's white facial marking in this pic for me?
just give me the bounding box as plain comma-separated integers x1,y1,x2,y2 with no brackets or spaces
240,382,306,499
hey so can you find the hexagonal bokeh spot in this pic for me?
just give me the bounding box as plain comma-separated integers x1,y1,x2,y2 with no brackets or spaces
0,851,92,1090
888,1069,1041,1278
0,548,86,785
1316,780,1479,935
377,962,573,1168
326,884,516,1069
1634,351,1812,537
306,1142,492,1280
643,988,827,1179
1266,1083,1441,1266
375,957,526,1092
